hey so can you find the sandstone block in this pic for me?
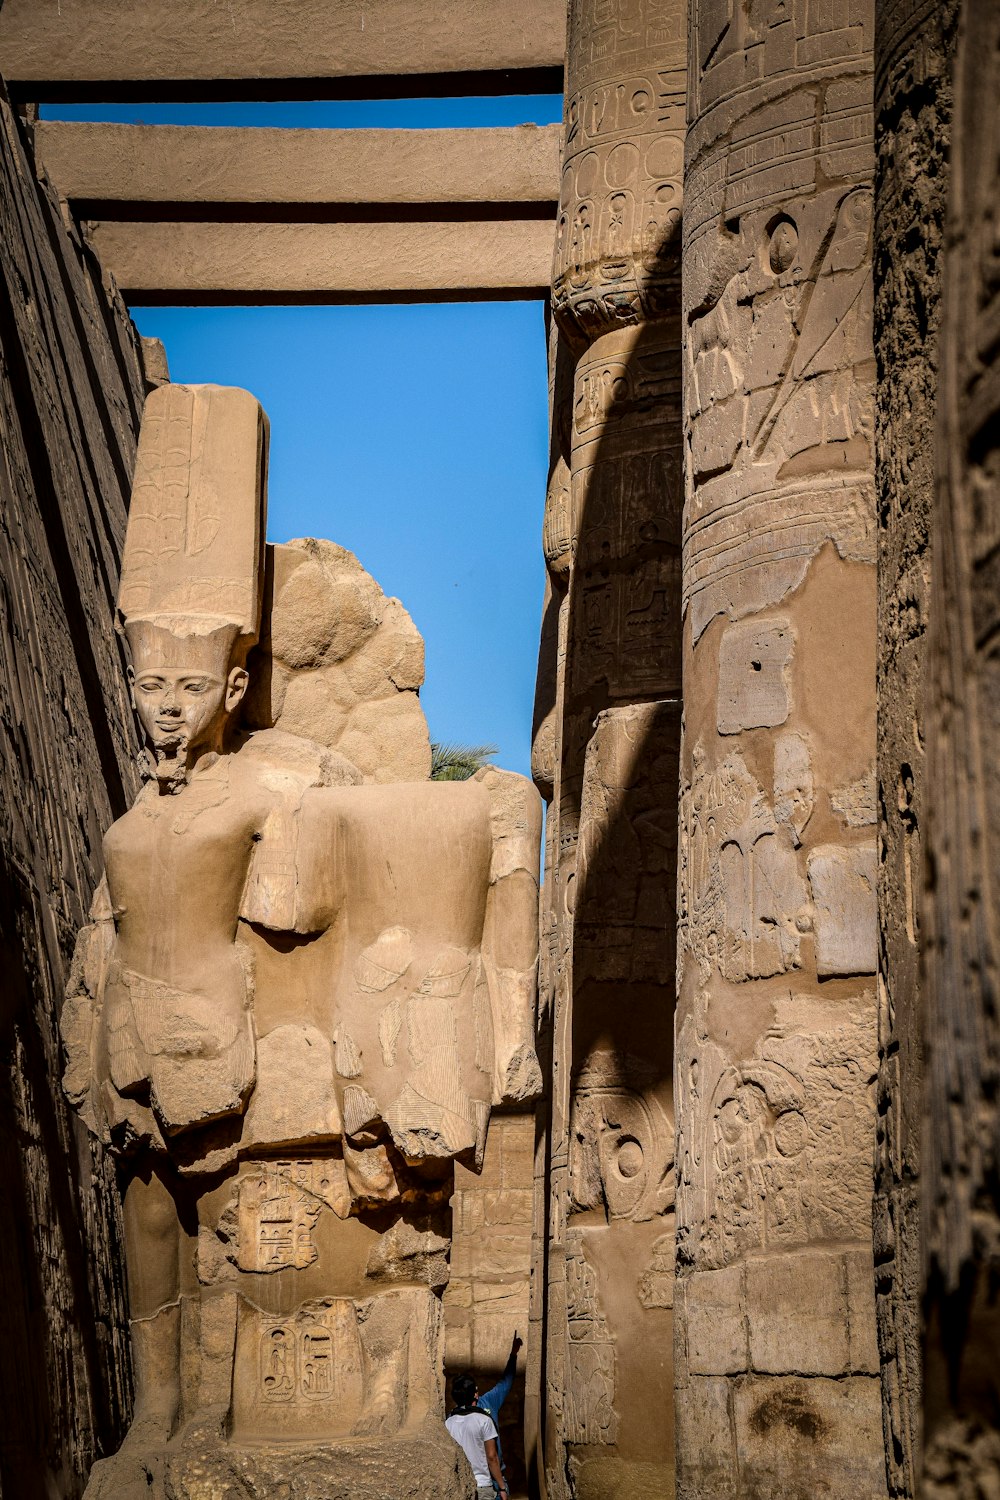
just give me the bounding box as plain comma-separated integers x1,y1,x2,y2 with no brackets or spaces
731,1375,886,1498
685,1264,748,1375
746,1251,849,1376
675,1376,739,1500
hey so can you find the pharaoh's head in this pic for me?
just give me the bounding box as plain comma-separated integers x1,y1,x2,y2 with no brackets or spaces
125,615,249,789
118,383,268,788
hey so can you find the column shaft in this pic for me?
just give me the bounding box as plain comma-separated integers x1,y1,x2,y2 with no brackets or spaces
677,3,886,1494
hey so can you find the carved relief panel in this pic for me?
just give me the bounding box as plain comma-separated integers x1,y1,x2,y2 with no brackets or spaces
554,0,685,341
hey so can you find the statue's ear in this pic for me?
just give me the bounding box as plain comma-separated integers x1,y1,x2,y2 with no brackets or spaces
126,664,136,709
226,665,249,712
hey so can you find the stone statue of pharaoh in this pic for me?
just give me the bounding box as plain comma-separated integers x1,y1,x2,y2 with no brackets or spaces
62,384,542,1499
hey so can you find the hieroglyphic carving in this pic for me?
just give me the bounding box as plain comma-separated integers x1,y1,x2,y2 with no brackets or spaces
564,1229,618,1447
678,744,807,985
553,0,684,343
570,1067,674,1222
637,1233,674,1309
576,701,679,984
872,0,956,1487
0,82,146,1491
569,329,684,703
684,183,876,644
265,1307,359,1404
676,999,878,1275
236,1159,351,1273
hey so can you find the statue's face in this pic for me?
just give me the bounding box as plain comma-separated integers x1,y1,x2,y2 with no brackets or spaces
130,662,248,767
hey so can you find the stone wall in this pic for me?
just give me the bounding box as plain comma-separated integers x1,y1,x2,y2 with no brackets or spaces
0,85,145,1498
531,2,685,1495
872,0,956,1492
675,3,886,1495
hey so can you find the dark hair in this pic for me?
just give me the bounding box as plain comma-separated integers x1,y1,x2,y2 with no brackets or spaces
452,1374,476,1407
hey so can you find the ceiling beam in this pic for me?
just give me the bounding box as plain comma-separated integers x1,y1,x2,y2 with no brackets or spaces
87,219,555,303
34,122,562,216
0,0,565,100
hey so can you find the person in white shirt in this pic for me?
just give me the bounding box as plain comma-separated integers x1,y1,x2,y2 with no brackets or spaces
445,1374,510,1499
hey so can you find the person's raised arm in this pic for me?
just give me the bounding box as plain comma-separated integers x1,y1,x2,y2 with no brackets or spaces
485,1436,508,1498
480,1331,522,1413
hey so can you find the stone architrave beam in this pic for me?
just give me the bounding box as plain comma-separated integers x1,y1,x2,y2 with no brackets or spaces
0,0,565,99
34,123,562,211
88,218,555,302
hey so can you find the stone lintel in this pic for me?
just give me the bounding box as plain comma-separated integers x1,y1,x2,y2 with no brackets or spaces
35,122,561,211
0,0,565,98
88,218,555,302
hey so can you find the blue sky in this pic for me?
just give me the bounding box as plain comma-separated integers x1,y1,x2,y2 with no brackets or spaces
41,96,563,775
39,96,563,129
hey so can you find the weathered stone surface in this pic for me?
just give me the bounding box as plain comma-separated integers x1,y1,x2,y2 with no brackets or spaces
808,843,878,978
0,79,142,1497
245,536,432,784
242,1025,342,1150
717,619,794,735
83,1420,471,1500
731,1375,886,1498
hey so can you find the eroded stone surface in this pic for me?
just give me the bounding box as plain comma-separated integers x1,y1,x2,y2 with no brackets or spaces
244,536,431,783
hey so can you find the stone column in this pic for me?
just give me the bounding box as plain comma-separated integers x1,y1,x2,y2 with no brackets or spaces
872,1,955,1493
922,1,1000,1489
676,5,886,1496
531,2,685,1494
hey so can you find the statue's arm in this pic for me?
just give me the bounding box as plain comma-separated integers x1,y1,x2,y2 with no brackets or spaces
62,874,114,1132
474,768,544,1104
238,755,349,935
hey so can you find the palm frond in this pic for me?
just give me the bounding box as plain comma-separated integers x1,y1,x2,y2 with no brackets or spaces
429,741,499,782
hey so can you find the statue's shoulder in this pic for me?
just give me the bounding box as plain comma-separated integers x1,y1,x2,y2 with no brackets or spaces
103,781,155,850
233,728,362,799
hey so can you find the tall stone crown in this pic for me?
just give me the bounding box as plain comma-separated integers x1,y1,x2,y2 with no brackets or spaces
118,383,269,654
